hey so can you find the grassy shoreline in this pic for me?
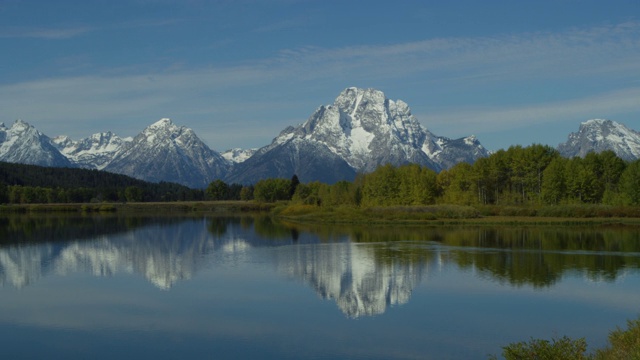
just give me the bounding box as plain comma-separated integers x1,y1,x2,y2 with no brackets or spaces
0,201,275,215
2,201,640,226
273,203,640,226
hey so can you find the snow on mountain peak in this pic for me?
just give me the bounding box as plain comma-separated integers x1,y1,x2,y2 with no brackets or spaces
52,131,129,170
225,87,489,184
558,119,640,161
12,119,34,133
582,118,609,126
152,118,172,127
0,119,72,167
222,148,257,163
105,119,229,188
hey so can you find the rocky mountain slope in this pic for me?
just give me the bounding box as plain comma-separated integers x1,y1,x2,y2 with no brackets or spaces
52,132,131,170
0,120,74,167
227,87,490,183
558,119,640,161
104,119,229,189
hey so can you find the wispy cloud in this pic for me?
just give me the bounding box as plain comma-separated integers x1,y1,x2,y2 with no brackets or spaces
0,26,93,39
271,21,640,83
423,87,640,133
0,17,181,40
252,16,311,34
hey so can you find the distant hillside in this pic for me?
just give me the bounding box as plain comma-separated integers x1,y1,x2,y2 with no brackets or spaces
0,161,203,203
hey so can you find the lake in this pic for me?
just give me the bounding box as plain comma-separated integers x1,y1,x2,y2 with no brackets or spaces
1,214,639,359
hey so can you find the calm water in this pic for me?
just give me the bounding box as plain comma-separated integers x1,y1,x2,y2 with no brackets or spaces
1,215,639,359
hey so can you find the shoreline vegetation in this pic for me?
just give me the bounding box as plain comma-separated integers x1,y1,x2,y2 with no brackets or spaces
2,201,640,226
0,201,274,215
490,316,640,360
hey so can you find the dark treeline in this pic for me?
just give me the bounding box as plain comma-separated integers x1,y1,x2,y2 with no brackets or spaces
0,162,204,203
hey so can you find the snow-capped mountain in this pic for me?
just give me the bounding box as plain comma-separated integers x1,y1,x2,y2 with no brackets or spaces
227,87,489,184
104,118,230,189
0,120,73,167
52,132,132,170
558,119,640,161
221,148,257,164
0,118,230,188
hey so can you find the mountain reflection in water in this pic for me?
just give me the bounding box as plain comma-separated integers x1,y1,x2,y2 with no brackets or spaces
1,215,639,318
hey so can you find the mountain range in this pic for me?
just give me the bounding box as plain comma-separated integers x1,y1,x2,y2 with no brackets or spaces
1,87,638,188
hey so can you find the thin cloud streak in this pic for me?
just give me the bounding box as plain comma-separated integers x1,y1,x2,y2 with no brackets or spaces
0,18,181,40
273,21,640,82
0,26,93,39
424,87,640,133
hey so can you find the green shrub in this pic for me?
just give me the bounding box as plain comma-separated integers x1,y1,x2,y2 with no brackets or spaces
594,318,640,360
496,336,590,360
492,316,640,360
98,204,117,212
498,206,538,217
278,204,318,217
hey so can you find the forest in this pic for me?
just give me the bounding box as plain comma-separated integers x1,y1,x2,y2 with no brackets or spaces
0,162,204,203
282,144,640,209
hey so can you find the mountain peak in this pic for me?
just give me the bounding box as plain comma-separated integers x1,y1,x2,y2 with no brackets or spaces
11,119,34,132
148,118,173,130
226,87,489,184
582,118,611,126
0,119,72,167
106,119,229,188
54,131,129,170
221,148,257,164
558,119,640,161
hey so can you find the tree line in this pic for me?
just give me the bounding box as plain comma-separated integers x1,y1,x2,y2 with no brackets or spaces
176,145,640,208
285,145,640,208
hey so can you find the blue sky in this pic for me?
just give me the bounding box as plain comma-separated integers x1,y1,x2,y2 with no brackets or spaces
1,0,639,152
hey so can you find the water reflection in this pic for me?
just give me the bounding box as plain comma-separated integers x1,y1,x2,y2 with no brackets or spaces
1,215,639,318
0,216,214,289
275,242,428,318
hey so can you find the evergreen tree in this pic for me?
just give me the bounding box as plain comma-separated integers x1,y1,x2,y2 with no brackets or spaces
289,174,300,200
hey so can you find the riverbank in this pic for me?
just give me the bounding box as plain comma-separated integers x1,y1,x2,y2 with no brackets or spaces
0,201,275,214
273,203,640,226
2,201,640,226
